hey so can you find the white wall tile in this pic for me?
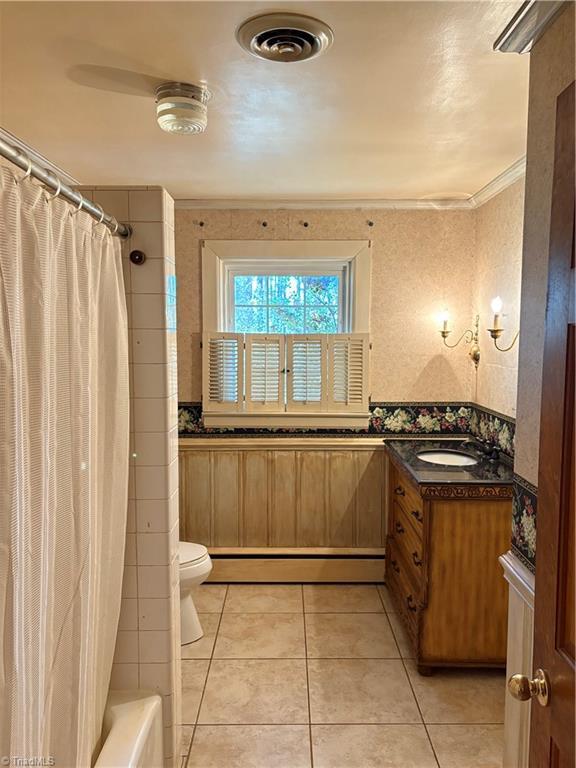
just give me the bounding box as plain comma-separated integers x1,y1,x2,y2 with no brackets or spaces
122,565,137,598
119,598,138,630
138,565,172,598
126,499,136,533
131,258,166,294
137,532,171,565
132,329,167,365
139,630,172,663
93,190,129,221
124,533,137,565
139,598,171,630
114,630,139,663
135,465,170,499
139,662,172,695
129,190,164,222
132,294,168,330
130,222,165,258
137,499,171,533
110,663,139,690
132,364,170,398
133,398,170,433
134,432,171,466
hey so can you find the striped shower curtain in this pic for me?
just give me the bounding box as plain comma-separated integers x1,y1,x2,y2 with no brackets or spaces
0,164,129,767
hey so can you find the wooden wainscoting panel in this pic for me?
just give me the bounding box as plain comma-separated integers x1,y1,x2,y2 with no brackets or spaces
208,557,386,583
297,451,328,546
212,452,241,546
179,450,212,545
241,450,269,546
356,450,385,546
269,451,298,546
327,451,358,546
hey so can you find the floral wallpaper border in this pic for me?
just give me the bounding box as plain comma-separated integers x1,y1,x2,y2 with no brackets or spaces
511,474,537,573
178,401,516,458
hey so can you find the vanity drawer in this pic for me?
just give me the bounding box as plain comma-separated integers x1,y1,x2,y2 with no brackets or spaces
387,541,420,641
391,501,425,582
390,466,425,534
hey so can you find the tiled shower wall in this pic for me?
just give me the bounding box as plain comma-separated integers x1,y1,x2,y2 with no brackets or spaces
80,186,181,766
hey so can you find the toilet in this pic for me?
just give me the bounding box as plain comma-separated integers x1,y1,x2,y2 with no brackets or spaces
179,541,212,645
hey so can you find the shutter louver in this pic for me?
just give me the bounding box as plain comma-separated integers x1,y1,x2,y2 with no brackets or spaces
202,332,243,413
327,334,369,412
245,335,285,412
286,335,327,411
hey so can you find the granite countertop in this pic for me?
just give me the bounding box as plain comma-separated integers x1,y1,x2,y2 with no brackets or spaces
385,438,514,486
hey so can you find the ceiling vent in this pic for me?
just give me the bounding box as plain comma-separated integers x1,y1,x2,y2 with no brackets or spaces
155,82,211,134
236,13,334,63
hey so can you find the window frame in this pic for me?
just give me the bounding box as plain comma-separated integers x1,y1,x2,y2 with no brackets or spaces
201,240,371,335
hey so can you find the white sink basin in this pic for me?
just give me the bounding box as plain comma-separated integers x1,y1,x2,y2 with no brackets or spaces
417,450,478,467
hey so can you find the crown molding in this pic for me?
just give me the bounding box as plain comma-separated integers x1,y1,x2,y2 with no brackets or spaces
469,156,526,207
174,157,526,212
0,127,78,186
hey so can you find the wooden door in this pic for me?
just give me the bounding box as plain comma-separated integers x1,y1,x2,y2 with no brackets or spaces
530,80,575,768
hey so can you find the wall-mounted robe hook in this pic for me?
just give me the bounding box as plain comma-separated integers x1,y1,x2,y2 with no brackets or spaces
367,220,374,227
129,250,146,265
261,221,268,227
302,221,309,228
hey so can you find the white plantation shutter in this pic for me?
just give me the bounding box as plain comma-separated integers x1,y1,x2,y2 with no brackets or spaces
327,334,369,412
202,332,243,412
245,335,285,412
286,335,327,411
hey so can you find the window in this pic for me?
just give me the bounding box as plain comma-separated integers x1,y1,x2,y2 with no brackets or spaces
231,273,342,334
201,240,372,427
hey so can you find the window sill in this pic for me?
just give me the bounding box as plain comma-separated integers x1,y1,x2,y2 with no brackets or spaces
203,412,371,429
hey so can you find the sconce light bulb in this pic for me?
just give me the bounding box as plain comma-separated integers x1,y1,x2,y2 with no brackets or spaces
439,309,449,323
491,296,503,314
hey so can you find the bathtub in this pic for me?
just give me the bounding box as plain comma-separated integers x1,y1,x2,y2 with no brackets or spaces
95,691,164,768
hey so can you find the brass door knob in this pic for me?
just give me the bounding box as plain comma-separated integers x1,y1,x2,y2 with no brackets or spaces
507,669,550,707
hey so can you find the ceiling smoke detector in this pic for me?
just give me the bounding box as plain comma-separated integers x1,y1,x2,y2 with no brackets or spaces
236,13,334,63
155,82,211,134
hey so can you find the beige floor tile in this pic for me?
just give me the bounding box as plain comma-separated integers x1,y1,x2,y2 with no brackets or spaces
305,613,400,658
428,724,504,767
181,724,194,757
182,660,210,724
377,584,396,612
304,585,384,613
191,585,227,613
181,614,220,659
406,661,506,724
308,659,421,724
387,612,415,658
223,584,303,613
188,725,311,768
198,659,309,724
312,724,438,767
214,613,305,658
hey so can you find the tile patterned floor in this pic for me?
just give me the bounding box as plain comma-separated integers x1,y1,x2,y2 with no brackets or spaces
180,584,505,768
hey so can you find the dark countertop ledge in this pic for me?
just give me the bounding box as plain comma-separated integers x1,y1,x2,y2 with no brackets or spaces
386,438,514,486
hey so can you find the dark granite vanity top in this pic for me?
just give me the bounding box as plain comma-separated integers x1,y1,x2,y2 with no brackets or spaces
385,438,514,486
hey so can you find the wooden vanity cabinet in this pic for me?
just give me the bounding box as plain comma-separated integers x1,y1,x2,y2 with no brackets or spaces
385,455,512,673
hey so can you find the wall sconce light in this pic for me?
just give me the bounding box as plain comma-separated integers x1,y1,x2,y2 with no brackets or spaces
487,296,519,351
439,310,481,368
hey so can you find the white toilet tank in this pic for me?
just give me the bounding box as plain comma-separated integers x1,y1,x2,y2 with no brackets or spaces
95,691,163,768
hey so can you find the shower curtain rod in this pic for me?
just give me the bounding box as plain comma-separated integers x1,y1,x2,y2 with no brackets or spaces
0,136,132,239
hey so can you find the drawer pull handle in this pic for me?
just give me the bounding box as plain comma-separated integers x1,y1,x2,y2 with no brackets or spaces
395,521,405,534
406,595,417,612
394,486,406,496
390,559,400,574
412,551,423,567
411,509,423,523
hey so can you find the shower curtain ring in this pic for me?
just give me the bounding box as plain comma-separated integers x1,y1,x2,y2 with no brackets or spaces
110,219,119,236
70,196,84,216
94,204,105,225
14,156,32,185
45,176,62,202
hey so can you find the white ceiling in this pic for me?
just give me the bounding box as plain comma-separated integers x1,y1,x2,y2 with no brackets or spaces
0,1,529,201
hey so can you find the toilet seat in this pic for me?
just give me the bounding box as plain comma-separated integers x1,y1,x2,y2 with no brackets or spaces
179,541,209,565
